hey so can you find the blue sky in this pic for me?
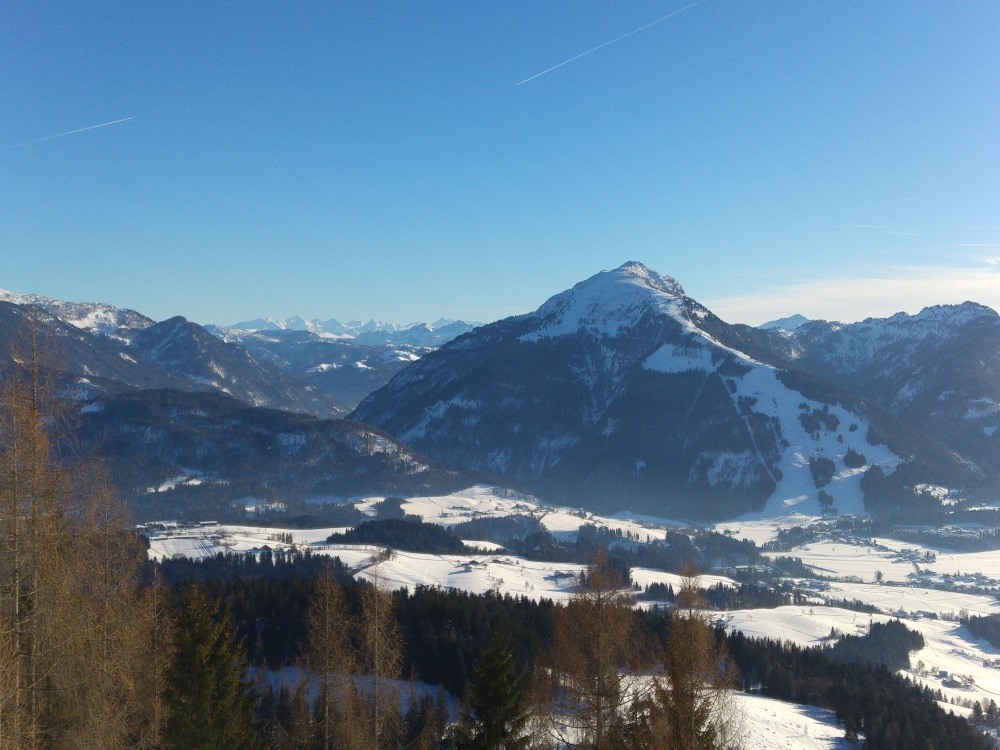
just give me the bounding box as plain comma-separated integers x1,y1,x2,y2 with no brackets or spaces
3,1,999,325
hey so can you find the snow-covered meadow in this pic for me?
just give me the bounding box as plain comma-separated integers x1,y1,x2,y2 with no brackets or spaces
144,483,1000,727
715,603,1000,707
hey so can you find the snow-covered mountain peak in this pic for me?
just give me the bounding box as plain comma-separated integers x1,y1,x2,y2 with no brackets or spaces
808,301,998,344
524,261,689,341
615,260,686,296
905,301,997,326
0,288,154,336
759,313,811,331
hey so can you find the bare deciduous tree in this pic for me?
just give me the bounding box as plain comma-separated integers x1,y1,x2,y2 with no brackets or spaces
134,570,175,750
358,564,403,750
547,550,640,750
0,328,160,750
657,562,742,750
303,563,362,750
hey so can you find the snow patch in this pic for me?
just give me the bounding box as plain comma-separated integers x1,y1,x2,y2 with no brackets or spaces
644,341,718,373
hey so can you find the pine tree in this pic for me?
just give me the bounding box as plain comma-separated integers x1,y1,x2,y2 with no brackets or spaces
163,586,259,750
453,637,530,750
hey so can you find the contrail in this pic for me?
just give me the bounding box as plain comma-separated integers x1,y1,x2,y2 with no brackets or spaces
516,0,708,86
8,116,134,148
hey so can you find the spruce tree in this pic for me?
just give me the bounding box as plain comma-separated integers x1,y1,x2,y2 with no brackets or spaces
164,586,259,750
454,637,530,750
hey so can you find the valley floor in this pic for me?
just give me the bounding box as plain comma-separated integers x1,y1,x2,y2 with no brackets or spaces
144,484,1000,737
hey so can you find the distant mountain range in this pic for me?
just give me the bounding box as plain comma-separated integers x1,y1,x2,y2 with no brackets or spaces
0,288,476,410
0,288,155,336
226,315,479,348
206,327,427,410
769,303,1000,474
0,289,476,517
78,388,470,521
0,299,349,418
4,273,1000,522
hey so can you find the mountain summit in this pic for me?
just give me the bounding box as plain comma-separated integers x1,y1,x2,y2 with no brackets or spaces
354,262,977,520
525,261,687,341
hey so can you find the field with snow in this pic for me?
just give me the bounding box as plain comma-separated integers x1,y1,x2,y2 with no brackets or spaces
145,483,1000,731
353,485,676,543
716,604,1000,707
760,532,1000,594
734,693,854,750
145,522,590,603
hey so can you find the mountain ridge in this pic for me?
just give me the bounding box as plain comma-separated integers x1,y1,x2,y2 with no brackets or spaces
354,262,988,520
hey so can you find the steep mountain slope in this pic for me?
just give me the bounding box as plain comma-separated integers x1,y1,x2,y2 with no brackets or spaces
771,303,1000,470
131,317,348,417
354,262,982,520
0,301,188,391
0,288,153,336
0,299,347,418
78,388,470,520
209,326,423,408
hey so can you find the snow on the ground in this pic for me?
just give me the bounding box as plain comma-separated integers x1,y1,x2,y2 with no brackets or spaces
714,515,819,545
536,507,668,542
763,534,1000,587
145,523,347,561
356,485,673,543
903,617,1000,705
764,540,916,583
820,580,998,619
350,551,586,603
718,604,1000,708
147,523,589,602
260,666,459,720
921,547,1000,579
631,567,735,591
734,693,854,750
461,539,505,551
724,361,900,517
148,533,220,561
718,605,887,645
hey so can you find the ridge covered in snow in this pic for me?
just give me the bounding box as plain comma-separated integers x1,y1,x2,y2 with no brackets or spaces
790,301,998,368
759,313,811,331
225,315,479,348
0,288,154,336
523,261,687,341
